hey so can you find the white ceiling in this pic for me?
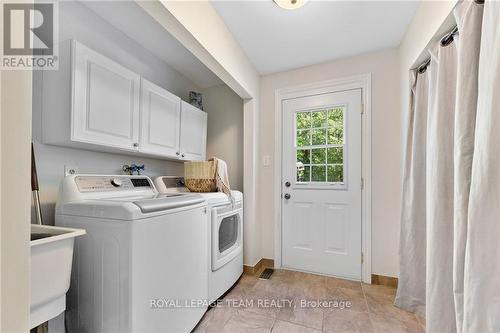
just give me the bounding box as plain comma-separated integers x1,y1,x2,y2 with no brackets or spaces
82,1,223,88
212,0,420,75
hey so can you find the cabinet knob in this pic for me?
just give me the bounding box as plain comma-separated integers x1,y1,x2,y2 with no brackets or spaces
176,152,180,156
133,142,139,148
181,154,185,158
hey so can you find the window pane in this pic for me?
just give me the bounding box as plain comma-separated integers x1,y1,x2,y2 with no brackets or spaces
327,165,343,182
327,127,343,144
296,149,310,164
312,110,328,127
296,112,311,129
311,148,326,164
297,130,310,147
327,147,343,164
328,108,344,126
311,165,326,182
311,128,326,145
297,165,310,182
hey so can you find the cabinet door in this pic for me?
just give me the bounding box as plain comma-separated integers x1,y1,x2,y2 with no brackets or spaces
72,40,140,151
179,101,207,161
140,79,181,157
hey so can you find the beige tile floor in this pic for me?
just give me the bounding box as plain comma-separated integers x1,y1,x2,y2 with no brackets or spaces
193,270,425,333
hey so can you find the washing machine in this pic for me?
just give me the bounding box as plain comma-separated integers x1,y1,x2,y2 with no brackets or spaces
55,174,209,333
154,176,243,301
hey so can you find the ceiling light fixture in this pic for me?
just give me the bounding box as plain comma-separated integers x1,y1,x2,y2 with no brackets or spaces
274,0,307,10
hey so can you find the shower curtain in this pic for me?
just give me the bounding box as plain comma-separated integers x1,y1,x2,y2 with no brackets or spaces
396,1,500,332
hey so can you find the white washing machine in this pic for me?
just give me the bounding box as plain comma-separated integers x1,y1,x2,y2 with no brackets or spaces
154,177,243,301
55,175,209,333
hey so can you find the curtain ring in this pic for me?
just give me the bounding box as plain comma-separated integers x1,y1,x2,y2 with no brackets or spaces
418,58,430,74
441,26,458,47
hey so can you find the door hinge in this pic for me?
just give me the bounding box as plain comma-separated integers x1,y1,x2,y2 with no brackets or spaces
361,177,364,190
361,252,364,264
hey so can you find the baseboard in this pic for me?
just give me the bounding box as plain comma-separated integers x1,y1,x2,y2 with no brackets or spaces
371,274,398,288
243,258,274,276
243,262,396,286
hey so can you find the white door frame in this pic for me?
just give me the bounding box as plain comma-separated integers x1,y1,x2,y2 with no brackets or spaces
274,74,372,283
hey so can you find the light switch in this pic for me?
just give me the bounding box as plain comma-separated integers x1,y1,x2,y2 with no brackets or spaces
263,155,271,167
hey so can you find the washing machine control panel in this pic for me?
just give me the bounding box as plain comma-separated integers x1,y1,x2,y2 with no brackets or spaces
75,176,152,192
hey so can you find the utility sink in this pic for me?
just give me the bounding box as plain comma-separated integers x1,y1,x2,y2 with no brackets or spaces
30,224,85,329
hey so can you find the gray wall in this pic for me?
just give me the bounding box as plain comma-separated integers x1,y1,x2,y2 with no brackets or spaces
32,1,200,225
203,85,244,191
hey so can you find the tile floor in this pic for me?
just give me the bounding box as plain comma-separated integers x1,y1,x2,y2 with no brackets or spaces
193,270,425,333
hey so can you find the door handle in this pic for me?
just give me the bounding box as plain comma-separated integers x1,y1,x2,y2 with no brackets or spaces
284,193,291,200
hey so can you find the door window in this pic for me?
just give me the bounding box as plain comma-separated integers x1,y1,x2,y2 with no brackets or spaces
295,107,346,185
219,214,239,253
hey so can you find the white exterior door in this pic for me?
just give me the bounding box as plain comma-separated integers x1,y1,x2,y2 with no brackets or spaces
140,79,181,157
72,41,140,151
281,89,362,280
180,101,207,161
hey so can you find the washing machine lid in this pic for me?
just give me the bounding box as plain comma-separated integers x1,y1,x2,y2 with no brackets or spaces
57,193,205,220
133,194,205,213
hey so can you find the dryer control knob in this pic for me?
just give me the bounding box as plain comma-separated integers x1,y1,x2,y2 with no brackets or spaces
111,178,122,187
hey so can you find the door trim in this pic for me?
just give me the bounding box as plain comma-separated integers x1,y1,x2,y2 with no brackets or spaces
274,74,372,283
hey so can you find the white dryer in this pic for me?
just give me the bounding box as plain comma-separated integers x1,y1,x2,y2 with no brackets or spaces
154,176,243,301
55,175,209,333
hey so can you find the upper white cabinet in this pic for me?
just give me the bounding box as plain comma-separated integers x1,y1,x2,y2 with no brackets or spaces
140,79,181,157
42,40,140,152
180,101,207,161
41,40,207,161
72,41,141,151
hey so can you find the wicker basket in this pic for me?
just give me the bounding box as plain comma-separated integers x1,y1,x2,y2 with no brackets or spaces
184,160,217,192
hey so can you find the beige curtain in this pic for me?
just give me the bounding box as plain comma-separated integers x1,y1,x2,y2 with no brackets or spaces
452,2,483,332
396,1,500,332
395,69,428,317
463,1,500,332
426,38,458,333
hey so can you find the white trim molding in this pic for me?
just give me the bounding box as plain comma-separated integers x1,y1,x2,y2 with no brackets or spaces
273,73,372,284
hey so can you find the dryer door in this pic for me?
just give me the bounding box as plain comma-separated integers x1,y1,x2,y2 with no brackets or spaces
211,203,243,271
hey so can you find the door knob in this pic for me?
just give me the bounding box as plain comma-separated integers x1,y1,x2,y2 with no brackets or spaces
284,193,291,200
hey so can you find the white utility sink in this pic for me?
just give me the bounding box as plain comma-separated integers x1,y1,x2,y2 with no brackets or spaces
30,224,85,329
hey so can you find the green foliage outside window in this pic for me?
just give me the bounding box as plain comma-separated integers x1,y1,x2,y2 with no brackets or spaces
295,107,346,184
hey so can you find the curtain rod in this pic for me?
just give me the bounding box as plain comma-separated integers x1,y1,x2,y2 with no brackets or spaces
416,25,458,74
417,0,484,73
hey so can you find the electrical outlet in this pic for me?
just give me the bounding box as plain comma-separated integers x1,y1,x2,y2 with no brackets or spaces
64,165,78,176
